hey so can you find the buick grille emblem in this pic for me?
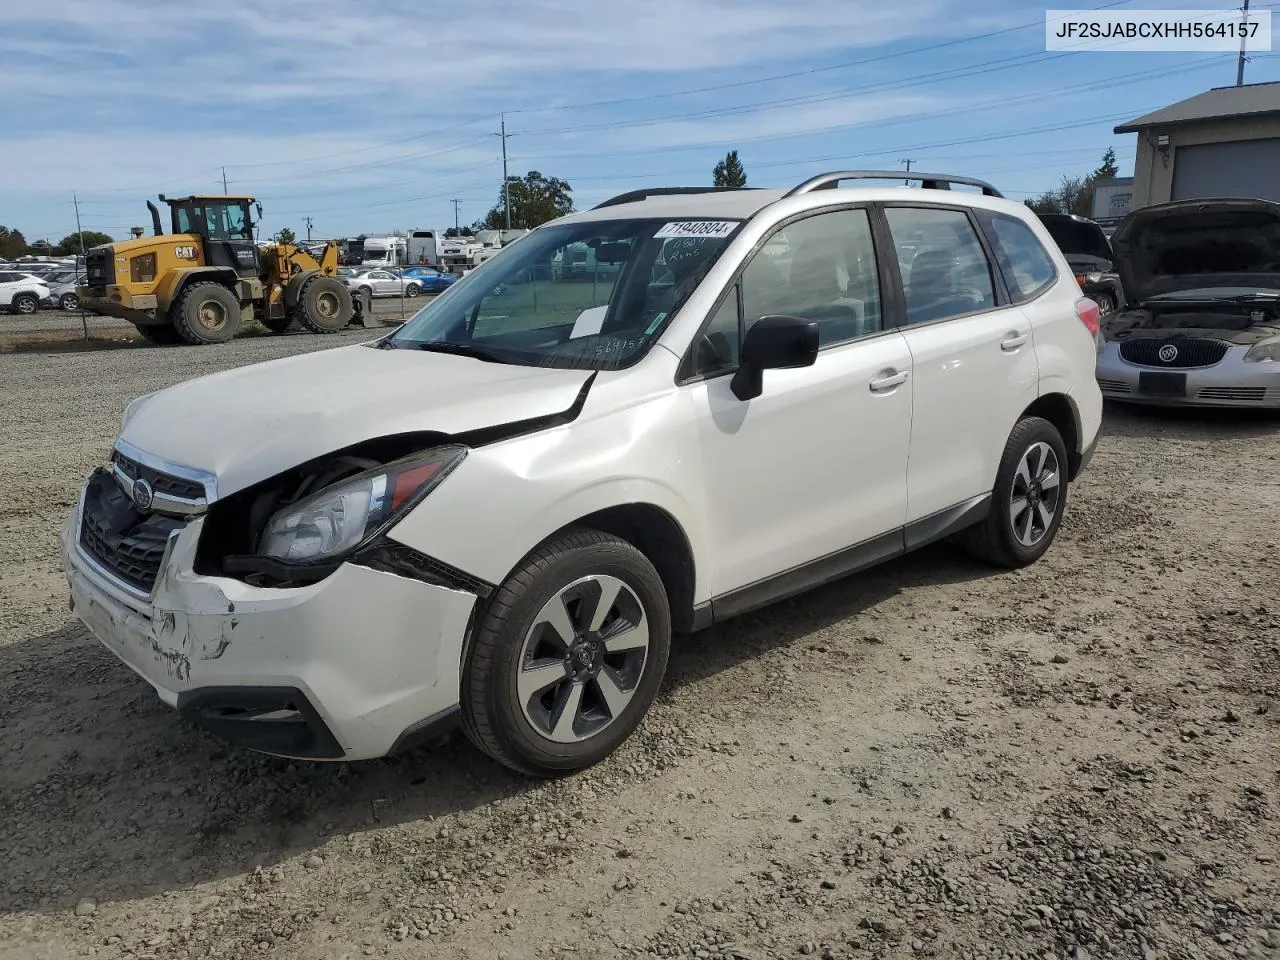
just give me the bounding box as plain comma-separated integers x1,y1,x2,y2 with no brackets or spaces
131,477,154,512
1158,344,1178,363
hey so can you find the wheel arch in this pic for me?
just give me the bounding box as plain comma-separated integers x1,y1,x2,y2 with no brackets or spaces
284,268,321,310
1020,392,1083,479
159,267,240,313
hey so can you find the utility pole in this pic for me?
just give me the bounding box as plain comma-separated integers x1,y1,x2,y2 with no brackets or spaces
901,158,913,185
499,114,511,231
72,192,89,338
304,216,314,242
221,167,229,193
1236,0,1251,86
450,199,462,234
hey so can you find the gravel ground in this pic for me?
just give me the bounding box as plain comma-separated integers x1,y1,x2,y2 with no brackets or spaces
0,333,1277,960
0,298,422,341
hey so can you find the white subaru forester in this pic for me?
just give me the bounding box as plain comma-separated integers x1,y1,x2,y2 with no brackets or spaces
62,172,1103,777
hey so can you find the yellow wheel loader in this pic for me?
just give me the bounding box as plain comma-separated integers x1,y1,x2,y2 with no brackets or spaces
77,195,363,345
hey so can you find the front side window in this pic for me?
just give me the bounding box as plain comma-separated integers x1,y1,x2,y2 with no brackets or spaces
741,208,883,347
986,214,1058,302
202,204,250,242
885,206,996,325
389,218,741,370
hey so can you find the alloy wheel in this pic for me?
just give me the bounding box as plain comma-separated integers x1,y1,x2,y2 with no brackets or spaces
1009,441,1061,547
516,574,650,744
197,298,228,333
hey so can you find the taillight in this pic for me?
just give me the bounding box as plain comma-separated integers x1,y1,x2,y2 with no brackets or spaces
1075,297,1100,338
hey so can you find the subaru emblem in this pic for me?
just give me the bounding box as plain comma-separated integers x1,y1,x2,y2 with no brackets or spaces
1158,344,1178,363
132,477,154,512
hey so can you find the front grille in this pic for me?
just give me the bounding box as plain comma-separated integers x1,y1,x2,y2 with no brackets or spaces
1096,378,1131,394
112,450,205,501
79,469,187,593
1197,386,1269,402
84,248,115,287
1119,337,1229,368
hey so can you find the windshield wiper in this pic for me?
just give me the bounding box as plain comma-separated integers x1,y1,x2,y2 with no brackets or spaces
409,341,514,363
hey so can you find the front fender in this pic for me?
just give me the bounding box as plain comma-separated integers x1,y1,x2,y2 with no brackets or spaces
156,267,238,312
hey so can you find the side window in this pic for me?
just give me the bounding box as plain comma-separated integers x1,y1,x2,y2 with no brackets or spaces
692,286,741,376
984,213,1058,302
741,208,882,347
884,207,996,325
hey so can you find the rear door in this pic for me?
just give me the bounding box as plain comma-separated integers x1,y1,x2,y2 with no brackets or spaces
882,204,1040,526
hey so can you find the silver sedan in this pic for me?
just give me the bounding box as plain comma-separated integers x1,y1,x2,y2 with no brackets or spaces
344,269,421,299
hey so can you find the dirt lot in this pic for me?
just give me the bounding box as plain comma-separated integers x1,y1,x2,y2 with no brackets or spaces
0,328,1277,960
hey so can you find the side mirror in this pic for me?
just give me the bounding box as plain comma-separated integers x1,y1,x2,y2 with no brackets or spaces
730,315,819,401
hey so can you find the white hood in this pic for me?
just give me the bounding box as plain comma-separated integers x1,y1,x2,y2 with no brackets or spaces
120,342,593,497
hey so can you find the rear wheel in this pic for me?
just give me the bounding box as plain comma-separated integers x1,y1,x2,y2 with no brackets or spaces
963,416,1069,568
296,276,352,333
133,323,183,345
172,281,242,344
60,292,79,311
461,529,672,777
10,293,38,315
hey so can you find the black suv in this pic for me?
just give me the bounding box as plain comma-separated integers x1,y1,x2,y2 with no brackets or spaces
1038,213,1125,315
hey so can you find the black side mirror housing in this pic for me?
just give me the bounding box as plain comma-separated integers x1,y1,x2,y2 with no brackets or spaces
731,315,819,401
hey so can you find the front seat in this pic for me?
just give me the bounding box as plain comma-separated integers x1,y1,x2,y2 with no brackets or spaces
907,247,977,324
785,239,862,343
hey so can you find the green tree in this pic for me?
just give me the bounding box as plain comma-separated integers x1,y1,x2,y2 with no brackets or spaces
1092,146,1119,182
273,226,297,245
444,226,474,238
0,226,27,259
1025,195,1061,215
482,171,574,230
55,231,113,255
712,150,748,187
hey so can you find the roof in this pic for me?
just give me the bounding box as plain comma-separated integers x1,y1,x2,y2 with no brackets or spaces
1114,81,1280,133
562,189,787,224
165,195,257,203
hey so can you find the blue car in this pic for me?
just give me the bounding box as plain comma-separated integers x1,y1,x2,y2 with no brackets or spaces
399,266,458,294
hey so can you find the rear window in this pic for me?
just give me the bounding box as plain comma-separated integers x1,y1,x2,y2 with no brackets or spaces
1039,216,1112,260
986,214,1059,303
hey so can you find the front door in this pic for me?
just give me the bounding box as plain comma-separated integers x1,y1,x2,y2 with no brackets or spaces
686,207,913,598
882,204,1040,523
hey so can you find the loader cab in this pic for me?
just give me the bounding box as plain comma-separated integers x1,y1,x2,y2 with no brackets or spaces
163,195,261,278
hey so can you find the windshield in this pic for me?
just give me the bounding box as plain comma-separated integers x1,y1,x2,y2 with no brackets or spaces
387,217,741,370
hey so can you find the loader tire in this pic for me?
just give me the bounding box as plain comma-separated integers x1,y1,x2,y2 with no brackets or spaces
296,276,352,333
172,281,242,345
133,323,183,345
261,312,293,334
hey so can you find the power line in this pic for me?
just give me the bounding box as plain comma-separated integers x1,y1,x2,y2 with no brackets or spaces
503,0,1139,115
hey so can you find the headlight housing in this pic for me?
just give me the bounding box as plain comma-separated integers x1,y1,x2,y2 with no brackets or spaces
258,445,466,563
1244,340,1280,363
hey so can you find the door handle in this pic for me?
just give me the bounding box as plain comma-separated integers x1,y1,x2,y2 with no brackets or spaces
869,369,909,392
1001,332,1029,351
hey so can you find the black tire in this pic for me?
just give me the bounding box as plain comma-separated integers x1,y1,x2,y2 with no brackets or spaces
133,323,183,345
404,282,421,299
261,312,293,334
60,292,79,311
171,281,241,345
10,293,38,315
296,275,353,333
1095,294,1116,315
964,416,1069,569
460,529,672,777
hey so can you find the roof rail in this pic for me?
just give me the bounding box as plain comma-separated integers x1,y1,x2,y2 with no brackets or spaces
592,186,760,210
784,171,1004,199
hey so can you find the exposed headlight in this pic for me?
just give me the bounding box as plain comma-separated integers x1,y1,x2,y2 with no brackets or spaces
1086,272,1103,284
1244,341,1280,363
258,446,466,563
121,392,155,431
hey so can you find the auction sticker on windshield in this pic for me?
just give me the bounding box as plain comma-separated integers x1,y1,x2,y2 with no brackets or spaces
654,221,738,239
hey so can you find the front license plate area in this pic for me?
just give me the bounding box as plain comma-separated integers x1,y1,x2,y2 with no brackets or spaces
1138,372,1187,397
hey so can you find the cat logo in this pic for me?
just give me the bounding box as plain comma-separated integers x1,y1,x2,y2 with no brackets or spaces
174,245,198,260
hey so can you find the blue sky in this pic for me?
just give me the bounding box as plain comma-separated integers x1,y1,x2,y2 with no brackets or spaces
1,0,1276,244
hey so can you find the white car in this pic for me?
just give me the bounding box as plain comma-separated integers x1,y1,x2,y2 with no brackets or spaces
62,172,1102,776
345,268,421,299
1096,198,1280,408
0,270,52,314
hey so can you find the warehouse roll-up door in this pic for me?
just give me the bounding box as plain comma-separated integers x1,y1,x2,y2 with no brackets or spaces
1171,138,1280,202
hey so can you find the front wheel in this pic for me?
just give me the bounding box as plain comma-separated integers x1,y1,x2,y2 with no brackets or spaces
963,416,1069,568
461,529,672,777
60,292,79,311
404,283,421,298
296,275,353,333
171,281,242,344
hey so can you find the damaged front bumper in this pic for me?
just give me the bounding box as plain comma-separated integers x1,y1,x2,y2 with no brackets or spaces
60,494,479,761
